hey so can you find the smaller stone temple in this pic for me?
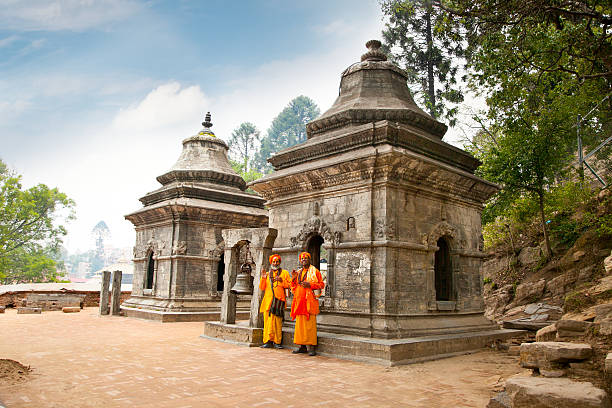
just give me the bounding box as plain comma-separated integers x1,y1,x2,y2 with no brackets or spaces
122,114,269,321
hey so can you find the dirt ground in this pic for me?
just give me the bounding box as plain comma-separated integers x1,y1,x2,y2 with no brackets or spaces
0,308,529,407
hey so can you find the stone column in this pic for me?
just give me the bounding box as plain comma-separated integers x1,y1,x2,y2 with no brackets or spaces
99,271,111,316
220,246,237,324
111,270,123,315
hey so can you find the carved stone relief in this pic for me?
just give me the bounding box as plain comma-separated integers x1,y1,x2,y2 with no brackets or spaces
290,216,342,248
375,219,395,240
172,241,187,255
426,221,457,247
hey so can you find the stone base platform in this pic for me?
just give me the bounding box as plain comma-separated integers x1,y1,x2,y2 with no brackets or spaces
122,306,251,322
202,320,525,365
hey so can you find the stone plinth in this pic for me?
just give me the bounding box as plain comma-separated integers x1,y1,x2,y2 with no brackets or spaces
62,307,80,313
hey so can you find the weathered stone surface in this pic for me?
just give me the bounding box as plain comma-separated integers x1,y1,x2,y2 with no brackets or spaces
487,391,511,408
605,353,612,373
505,377,611,408
536,324,557,342
503,320,550,331
573,250,586,262
600,318,612,335
604,250,612,274
99,270,110,316
0,305,5,313
594,303,612,322
539,368,566,378
25,293,84,311
555,319,596,338
17,307,41,314
514,279,546,305
62,306,80,313
520,342,592,369
518,246,541,266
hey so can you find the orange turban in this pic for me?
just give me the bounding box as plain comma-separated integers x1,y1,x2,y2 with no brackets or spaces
299,252,311,261
269,254,281,264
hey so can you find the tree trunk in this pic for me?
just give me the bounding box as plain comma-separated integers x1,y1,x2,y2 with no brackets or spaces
425,6,436,118
538,191,553,259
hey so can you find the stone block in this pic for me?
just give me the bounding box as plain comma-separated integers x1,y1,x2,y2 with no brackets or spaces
514,279,545,304
536,324,557,342
594,303,612,322
520,342,592,370
62,307,80,313
606,353,612,374
556,319,596,338
518,246,541,266
573,250,586,262
17,307,41,314
0,306,5,313
604,251,612,274
600,319,612,336
505,377,611,408
486,391,511,408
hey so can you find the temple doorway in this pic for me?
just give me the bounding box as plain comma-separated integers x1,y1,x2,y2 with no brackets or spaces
434,237,452,301
306,234,325,270
145,252,155,290
216,253,225,291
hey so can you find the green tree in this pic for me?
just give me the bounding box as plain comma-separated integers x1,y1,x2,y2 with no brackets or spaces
253,96,320,173
0,159,74,282
380,0,466,125
228,122,260,171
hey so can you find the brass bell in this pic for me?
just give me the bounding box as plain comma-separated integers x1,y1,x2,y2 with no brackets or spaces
230,262,253,295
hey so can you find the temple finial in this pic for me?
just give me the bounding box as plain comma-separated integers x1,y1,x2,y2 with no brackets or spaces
361,40,387,62
202,112,213,128
198,111,216,137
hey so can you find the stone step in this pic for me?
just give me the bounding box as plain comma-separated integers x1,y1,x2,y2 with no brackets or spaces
17,307,42,314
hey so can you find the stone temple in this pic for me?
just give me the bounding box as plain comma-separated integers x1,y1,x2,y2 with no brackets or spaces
128,40,521,363
122,114,268,321
250,40,501,340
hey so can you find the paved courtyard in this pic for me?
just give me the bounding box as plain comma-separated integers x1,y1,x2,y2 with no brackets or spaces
0,308,528,407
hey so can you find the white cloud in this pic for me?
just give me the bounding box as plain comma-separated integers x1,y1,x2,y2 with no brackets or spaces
0,34,18,47
0,0,141,31
112,82,210,133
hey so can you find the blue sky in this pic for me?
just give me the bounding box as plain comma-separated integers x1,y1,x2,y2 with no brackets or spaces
0,0,469,254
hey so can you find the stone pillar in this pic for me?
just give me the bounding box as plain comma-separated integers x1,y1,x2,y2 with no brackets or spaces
220,227,278,328
99,271,111,316
220,246,238,324
111,270,123,315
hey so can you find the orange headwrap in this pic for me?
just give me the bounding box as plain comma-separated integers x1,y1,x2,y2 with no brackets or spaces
299,252,311,261
269,254,281,264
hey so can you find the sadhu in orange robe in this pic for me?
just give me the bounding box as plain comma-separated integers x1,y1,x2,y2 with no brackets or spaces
259,268,291,344
290,265,324,345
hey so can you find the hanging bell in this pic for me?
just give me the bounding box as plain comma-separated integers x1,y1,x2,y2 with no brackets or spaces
230,262,253,295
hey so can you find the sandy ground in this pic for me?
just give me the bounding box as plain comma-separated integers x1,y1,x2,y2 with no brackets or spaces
0,308,529,407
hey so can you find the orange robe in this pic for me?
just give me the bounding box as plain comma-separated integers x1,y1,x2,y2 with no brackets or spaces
259,269,290,344
290,265,324,345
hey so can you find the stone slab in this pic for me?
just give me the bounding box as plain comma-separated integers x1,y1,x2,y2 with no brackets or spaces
606,353,612,374
503,320,550,331
17,307,41,314
62,307,80,313
520,342,592,369
121,306,250,322
505,376,611,408
202,321,263,346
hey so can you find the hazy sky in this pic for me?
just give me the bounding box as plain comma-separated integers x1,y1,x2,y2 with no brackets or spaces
0,0,472,253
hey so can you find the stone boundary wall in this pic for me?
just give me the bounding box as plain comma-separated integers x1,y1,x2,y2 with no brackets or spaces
0,291,131,309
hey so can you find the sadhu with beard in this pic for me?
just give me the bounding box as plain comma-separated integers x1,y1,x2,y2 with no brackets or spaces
259,254,291,349
290,252,324,356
